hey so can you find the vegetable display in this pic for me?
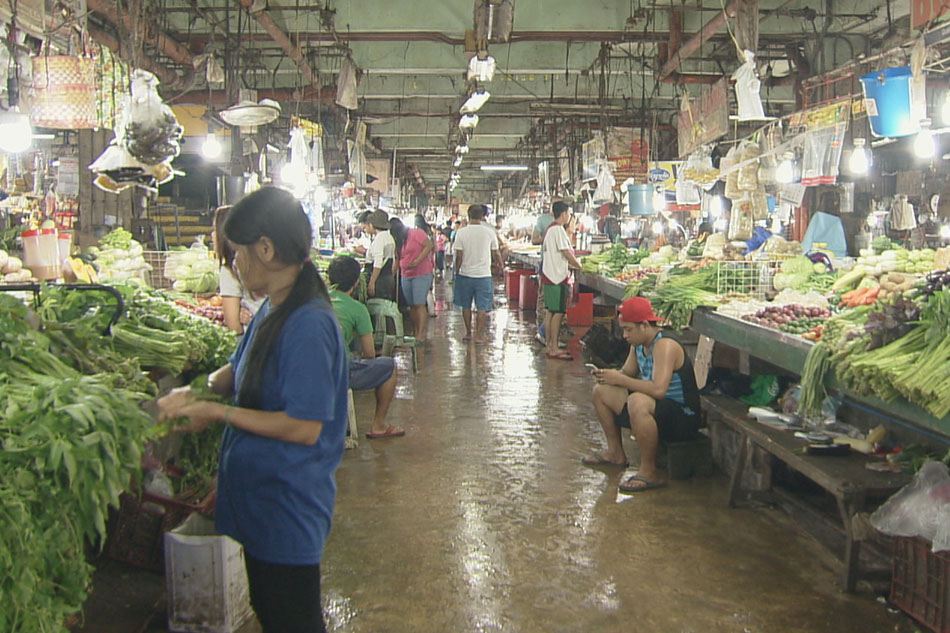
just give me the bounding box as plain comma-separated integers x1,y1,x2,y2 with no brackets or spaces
164,241,219,293
741,304,832,332
580,243,649,276
94,228,152,283
0,294,157,633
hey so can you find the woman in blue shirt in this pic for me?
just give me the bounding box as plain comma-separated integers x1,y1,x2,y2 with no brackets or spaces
158,187,348,633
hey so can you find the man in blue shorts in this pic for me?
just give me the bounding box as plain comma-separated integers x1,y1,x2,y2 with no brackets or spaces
452,204,501,344
327,256,405,439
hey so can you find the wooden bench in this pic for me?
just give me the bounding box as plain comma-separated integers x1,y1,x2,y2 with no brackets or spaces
702,394,912,592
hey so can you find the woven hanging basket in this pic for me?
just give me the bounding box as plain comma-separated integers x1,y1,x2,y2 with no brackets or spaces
31,56,97,129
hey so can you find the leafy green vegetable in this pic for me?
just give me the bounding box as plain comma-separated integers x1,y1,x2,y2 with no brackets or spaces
99,227,134,251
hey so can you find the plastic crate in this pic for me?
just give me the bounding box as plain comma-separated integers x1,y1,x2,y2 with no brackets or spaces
165,514,253,633
890,536,950,633
106,491,200,573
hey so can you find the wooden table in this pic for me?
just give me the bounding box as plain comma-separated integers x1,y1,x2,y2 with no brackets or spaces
702,394,912,592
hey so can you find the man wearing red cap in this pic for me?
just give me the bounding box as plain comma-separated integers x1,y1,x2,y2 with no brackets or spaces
583,297,702,493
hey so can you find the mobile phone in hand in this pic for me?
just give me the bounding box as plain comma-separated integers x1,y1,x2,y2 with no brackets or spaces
585,363,599,372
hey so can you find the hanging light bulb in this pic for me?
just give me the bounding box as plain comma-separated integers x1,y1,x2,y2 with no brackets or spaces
848,137,870,175
915,118,936,159
453,155,463,167
0,109,33,154
652,189,666,212
942,92,950,126
459,114,479,129
652,220,664,234
202,132,222,159
775,151,795,184
941,224,950,240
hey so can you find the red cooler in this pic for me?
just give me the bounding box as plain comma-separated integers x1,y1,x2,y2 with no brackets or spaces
518,274,538,310
566,292,594,326
505,268,532,302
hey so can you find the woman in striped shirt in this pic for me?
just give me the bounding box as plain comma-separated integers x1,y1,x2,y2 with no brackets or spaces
583,297,701,494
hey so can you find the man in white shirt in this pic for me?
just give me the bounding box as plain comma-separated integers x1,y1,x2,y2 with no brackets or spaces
362,209,397,301
453,204,500,343
541,202,581,360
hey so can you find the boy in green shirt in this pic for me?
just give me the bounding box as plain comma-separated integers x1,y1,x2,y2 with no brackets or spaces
328,256,404,439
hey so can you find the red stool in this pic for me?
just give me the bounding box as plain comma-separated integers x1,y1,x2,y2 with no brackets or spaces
519,274,538,310
566,292,594,326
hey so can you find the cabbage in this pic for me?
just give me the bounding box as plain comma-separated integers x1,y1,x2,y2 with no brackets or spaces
773,272,810,291
185,271,218,293
173,279,188,292
779,256,814,276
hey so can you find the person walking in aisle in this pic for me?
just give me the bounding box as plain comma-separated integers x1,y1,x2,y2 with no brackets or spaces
157,187,348,633
541,202,582,360
362,210,397,301
390,217,435,343
435,227,450,279
327,256,405,439
583,297,701,494
452,204,500,344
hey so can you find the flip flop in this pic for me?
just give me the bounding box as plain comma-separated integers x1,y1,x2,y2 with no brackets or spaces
618,474,667,494
365,425,406,439
546,351,573,361
581,454,629,468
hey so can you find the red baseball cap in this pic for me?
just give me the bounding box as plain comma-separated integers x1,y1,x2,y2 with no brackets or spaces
618,297,662,323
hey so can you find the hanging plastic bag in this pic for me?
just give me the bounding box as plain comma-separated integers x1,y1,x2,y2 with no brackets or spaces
336,57,360,110
890,195,918,230
738,141,760,191
728,198,754,241
593,162,615,204
732,50,766,121
117,70,183,166
723,146,741,200
750,190,770,220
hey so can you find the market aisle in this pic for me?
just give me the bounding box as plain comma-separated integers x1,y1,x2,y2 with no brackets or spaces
321,279,913,633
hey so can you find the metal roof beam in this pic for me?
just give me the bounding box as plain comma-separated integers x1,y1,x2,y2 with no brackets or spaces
234,0,318,85
658,1,739,80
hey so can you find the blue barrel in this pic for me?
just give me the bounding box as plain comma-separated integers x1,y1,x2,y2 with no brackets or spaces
627,184,654,215
859,67,918,138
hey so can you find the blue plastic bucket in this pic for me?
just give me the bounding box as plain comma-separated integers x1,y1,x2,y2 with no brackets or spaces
627,184,654,215
859,67,918,138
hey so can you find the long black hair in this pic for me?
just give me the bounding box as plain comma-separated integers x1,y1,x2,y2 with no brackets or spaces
213,205,235,268
224,187,330,408
414,213,432,238
389,217,408,256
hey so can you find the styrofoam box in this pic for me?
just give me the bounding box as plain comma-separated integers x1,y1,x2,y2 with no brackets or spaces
164,514,254,633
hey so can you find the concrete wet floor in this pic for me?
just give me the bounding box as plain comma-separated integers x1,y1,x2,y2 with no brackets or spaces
323,279,914,633
81,278,916,633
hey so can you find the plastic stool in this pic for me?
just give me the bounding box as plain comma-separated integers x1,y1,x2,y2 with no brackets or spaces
345,389,358,449
367,299,404,347
382,334,418,373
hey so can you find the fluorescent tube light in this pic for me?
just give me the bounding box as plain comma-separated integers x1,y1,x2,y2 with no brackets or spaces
460,90,490,114
480,165,528,171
